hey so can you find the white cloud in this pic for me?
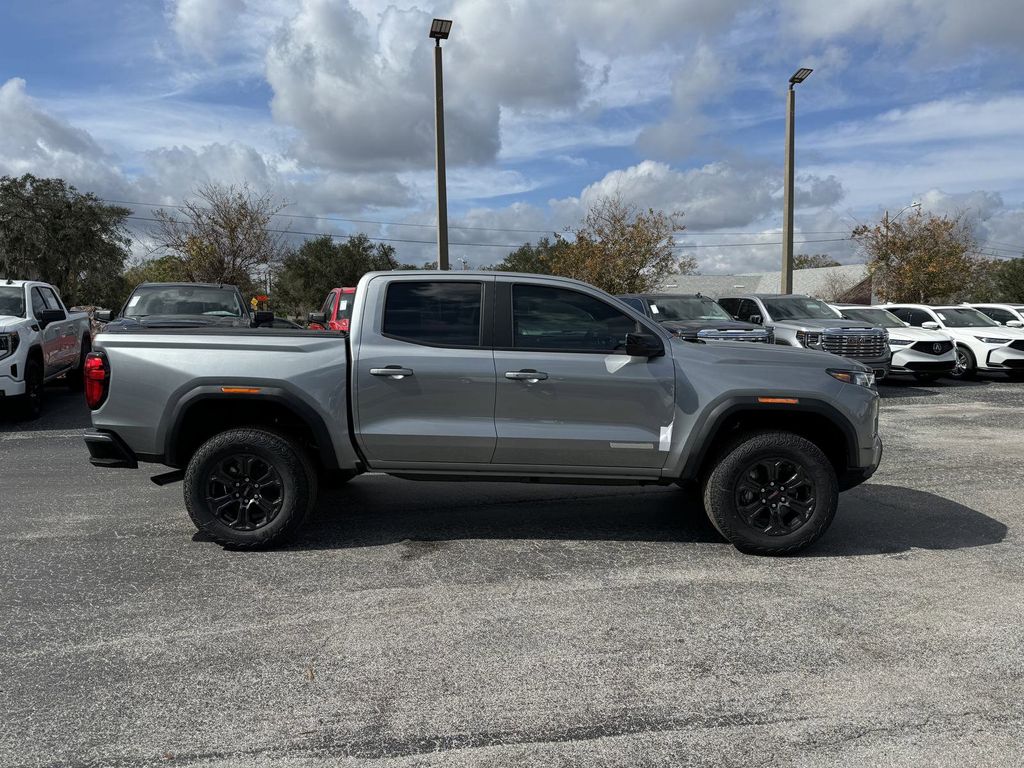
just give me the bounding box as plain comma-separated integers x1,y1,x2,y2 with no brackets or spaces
170,0,247,59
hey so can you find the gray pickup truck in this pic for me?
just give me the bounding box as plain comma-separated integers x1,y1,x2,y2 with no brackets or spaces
84,271,882,555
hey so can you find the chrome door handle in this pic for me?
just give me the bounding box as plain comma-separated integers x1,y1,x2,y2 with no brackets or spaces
370,366,414,379
505,369,548,382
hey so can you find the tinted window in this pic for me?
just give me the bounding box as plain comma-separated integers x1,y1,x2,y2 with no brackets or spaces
321,292,336,317
648,296,733,321
125,285,243,318
717,298,739,316
31,288,47,317
618,297,647,314
977,307,1014,323
839,307,905,328
934,308,999,328
513,284,639,352
40,287,63,311
736,299,761,322
762,296,842,320
383,281,482,346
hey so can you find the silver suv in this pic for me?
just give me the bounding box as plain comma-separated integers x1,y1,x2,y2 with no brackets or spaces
718,294,891,379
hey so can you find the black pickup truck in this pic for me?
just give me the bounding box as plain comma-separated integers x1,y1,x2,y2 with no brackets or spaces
97,282,273,330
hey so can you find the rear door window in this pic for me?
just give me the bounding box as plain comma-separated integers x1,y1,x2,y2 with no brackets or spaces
383,281,482,347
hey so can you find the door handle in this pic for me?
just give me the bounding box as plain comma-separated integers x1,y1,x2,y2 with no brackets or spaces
505,369,548,382
370,366,414,379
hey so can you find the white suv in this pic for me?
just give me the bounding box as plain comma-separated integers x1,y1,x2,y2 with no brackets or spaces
832,305,955,382
881,304,1024,379
968,303,1024,328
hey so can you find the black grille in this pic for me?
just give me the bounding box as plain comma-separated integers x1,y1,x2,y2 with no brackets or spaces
1011,340,1024,352
911,340,954,355
821,330,888,360
905,361,956,372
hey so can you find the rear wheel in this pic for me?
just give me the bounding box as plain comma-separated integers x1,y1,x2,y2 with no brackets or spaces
184,428,318,548
702,431,838,555
949,345,977,380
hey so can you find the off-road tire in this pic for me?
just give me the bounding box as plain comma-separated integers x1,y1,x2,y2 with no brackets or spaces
184,428,318,548
702,431,839,556
15,357,44,420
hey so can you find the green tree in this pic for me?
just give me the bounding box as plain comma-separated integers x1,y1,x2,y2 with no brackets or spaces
272,233,399,316
852,210,981,303
995,257,1024,302
150,183,287,292
493,237,566,274
551,196,692,294
0,174,131,307
794,253,840,269
122,254,191,288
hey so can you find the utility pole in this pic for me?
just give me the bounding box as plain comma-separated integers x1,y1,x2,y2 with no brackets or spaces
782,67,812,294
429,19,453,271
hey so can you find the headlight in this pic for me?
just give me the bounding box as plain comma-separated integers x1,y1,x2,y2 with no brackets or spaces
888,338,913,346
796,330,822,348
0,331,20,361
978,336,1011,344
828,368,876,388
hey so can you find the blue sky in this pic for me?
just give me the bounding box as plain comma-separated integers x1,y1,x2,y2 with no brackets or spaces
2,0,1024,271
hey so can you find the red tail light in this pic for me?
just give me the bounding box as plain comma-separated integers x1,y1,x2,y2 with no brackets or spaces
84,352,109,409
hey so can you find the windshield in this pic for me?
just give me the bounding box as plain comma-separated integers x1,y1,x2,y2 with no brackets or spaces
839,307,905,329
0,286,25,318
935,308,1000,328
762,297,842,321
124,285,244,318
647,296,733,322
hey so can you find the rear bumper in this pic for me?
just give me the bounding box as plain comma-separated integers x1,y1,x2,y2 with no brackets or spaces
84,429,138,469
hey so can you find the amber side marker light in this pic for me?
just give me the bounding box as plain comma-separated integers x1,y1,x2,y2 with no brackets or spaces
220,386,262,394
757,397,799,404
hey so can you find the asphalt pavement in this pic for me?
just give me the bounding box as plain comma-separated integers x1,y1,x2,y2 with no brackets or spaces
1,377,1023,767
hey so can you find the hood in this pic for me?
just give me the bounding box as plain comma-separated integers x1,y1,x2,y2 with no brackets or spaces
0,314,28,333
886,326,951,342
105,314,248,330
659,318,762,336
769,318,881,332
675,334,870,371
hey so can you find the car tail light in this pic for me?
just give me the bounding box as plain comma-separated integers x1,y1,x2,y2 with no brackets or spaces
84,352,109,409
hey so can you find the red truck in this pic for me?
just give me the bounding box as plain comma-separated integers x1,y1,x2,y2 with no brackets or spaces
307,287,355,331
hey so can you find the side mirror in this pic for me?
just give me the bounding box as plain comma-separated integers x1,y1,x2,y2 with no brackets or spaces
95,309,114,323
252,310,274,327
37,308,66,328
625,332,664,358
748,314,763,325
921,321,940,330
307,311,327,327
1006,320,1023,328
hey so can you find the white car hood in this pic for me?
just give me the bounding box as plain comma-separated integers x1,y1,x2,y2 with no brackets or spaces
943,325,1024,340
887,326,951,342
0,314,28,333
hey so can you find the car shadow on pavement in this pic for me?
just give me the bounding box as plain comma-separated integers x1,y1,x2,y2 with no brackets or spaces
290,481,1006,556
811,483,1008,556
0,384,92,432
294,483,724,550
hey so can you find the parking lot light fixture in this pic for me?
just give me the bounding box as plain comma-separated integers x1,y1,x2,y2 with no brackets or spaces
782,67,813,294
429,18,453,270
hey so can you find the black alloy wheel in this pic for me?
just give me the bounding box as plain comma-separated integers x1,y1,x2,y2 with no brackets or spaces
734,457,817,536
204,454,285,531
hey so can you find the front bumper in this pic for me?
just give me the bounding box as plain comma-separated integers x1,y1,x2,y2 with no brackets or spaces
890,347,956,374
0,374,26,397
84,429,138,469
987,344,1024,369
840,434,883,491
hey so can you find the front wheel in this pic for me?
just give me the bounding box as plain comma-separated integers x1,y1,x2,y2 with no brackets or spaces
15,357,44,420
702,431,839,555
184,428,318,548
949,345,977,380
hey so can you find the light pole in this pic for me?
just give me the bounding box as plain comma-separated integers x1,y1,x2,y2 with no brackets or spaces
429,18,453,271
883,201,921,273
781,67,813,294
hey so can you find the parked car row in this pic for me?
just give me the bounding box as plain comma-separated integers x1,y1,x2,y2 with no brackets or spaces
619,290,1024,383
